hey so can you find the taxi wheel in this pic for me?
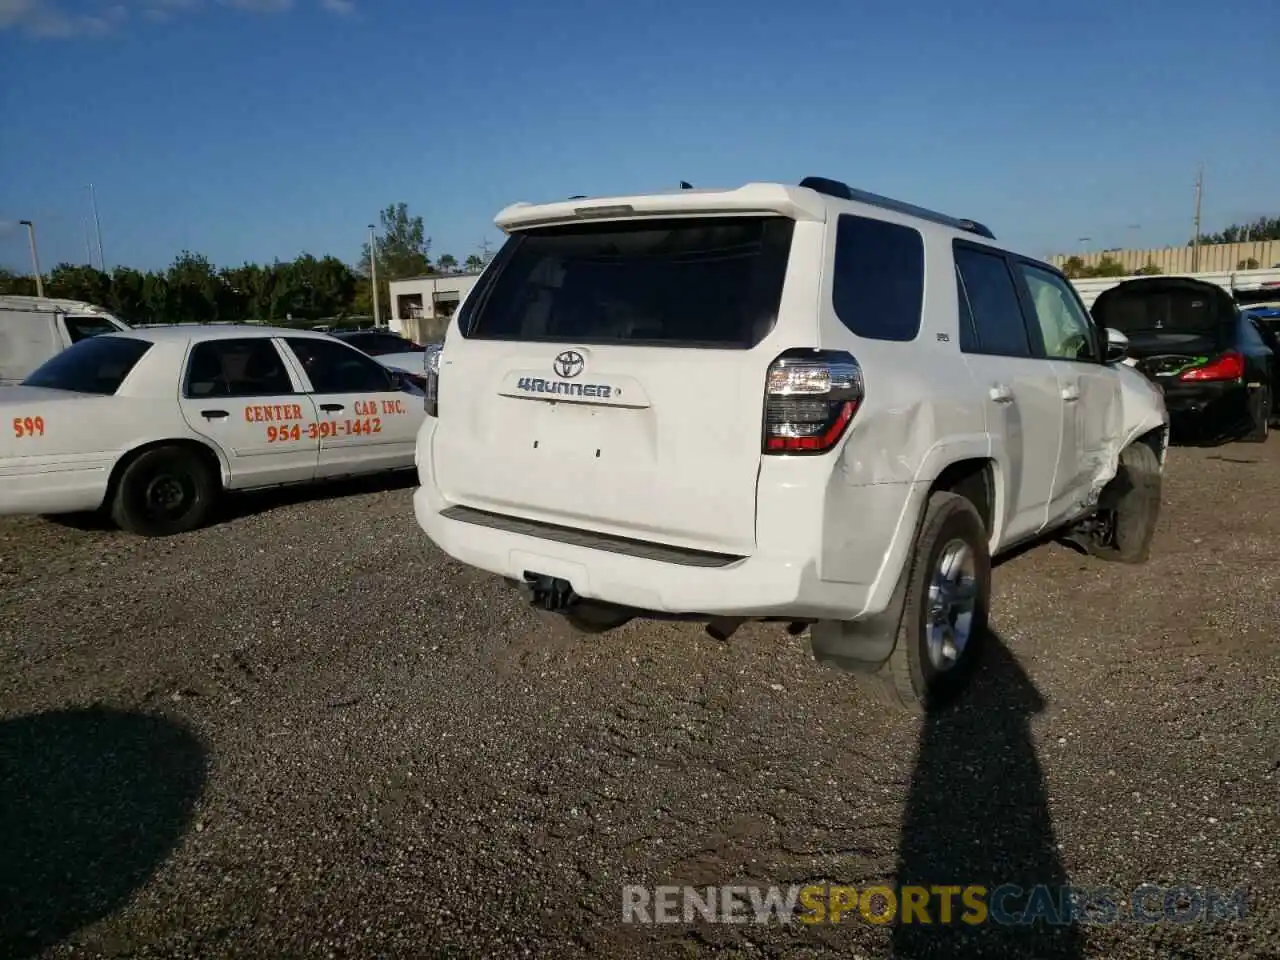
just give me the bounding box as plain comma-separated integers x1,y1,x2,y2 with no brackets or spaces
110,446,217,537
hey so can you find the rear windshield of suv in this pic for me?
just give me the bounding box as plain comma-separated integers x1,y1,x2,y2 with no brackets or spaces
22,335,152,394
459,215,796,348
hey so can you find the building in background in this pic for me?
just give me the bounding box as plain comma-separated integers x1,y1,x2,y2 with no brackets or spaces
388,273,483,343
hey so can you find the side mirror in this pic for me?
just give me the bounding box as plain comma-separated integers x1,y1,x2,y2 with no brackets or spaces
1104,328,1129,364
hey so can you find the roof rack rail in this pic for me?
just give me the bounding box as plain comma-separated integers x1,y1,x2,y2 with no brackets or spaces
798,176,996,240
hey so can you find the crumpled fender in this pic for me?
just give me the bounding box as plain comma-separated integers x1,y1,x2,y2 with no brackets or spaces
1086,364,1170,503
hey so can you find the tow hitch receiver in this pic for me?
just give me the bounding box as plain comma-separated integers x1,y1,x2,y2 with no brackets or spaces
521,572,576,611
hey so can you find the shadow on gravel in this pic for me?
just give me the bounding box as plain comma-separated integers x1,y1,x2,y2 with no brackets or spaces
891,632,1082,960
213,469,418,526
0,707,207,959
39,471,419,536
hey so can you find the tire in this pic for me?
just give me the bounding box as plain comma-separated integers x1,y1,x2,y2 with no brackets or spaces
1083,440,1162,563
850,491,990,714
109,445,218,537
1241,387,1271,443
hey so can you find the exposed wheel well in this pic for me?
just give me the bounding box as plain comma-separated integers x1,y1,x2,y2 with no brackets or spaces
930,458,994,536
1134,425,1169,463
102,440,224,510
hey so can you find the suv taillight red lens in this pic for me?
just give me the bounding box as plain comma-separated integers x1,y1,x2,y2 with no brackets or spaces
424,342,443,416
762,349,863,454
1179,350,1245,382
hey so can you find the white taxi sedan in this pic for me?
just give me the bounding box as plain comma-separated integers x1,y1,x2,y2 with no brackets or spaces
0,325,428,536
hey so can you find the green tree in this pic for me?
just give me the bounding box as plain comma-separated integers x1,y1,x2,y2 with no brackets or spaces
46,264,112,305
437,254,458,273
167,251,226,323
221,263,271,324
1061,254,1134,280
1238,258,1261,271
0,267,39,296
1192,216,1280,246
464,253,484,272
361,202,433,280
1132,262,1162,276
1088,255,1129,278
1,201,455,326
142,272,172,323
1061,256,1087,279
356,202,435,321
109,267,149,322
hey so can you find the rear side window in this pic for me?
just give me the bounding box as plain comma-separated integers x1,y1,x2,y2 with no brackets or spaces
65,316,121,343
185,339,295,398
22,335,152,394
460,216,795,348
831,214,925,341
954,246,1032,357
286,337,393,393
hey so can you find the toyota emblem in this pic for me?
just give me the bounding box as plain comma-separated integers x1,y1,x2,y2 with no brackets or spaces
553,350,585,378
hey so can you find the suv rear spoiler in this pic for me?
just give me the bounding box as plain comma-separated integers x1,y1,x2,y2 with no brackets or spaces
494,183,829,233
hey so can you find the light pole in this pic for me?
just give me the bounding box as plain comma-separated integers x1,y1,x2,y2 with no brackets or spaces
368,223,381,327
18,220,44,297
88,183,105,270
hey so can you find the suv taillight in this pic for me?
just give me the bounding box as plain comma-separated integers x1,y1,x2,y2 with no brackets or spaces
424,342,443,416
1178,350,1245,382
762,349,863,454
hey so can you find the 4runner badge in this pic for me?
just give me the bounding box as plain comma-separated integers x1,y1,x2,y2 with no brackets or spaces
553,350,585,378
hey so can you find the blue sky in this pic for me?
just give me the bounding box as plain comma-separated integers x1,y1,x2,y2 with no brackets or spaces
1,0,1276,274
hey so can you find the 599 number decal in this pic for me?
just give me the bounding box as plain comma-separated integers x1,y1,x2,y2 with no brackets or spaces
12,416,46,439
266,418,382,443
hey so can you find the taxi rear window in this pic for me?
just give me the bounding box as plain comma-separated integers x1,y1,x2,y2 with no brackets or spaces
22,336,152,395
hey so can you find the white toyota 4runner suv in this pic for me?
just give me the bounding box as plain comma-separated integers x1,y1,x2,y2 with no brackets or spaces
412,177,1169,712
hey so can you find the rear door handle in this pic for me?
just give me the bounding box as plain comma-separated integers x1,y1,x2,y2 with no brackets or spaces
988,384,1014,404
319,403,344,412
201,409,229,420
1062,384,1081,402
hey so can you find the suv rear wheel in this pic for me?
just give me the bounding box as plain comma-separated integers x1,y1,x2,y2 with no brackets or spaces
847,491,990,714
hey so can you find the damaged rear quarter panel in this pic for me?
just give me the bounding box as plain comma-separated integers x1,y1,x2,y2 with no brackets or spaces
816,338,990,587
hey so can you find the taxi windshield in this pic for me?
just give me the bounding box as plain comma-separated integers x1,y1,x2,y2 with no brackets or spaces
23,336,153,394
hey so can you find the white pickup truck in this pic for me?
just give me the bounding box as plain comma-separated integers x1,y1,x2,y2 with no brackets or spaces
410,177,1170,712
0,295,130,385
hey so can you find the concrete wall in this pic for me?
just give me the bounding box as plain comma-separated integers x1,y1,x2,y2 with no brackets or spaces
1049,241,1279,275
400,314,450,344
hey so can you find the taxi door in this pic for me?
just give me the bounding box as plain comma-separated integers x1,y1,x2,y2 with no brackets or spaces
280,336,421,479
178,336,321,489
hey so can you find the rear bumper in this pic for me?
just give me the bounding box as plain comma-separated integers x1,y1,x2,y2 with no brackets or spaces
0,459,111,515
413,461,925,622
1158,379,1247,415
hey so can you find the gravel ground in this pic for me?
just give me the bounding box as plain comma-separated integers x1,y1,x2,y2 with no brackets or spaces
1,444,1277,960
